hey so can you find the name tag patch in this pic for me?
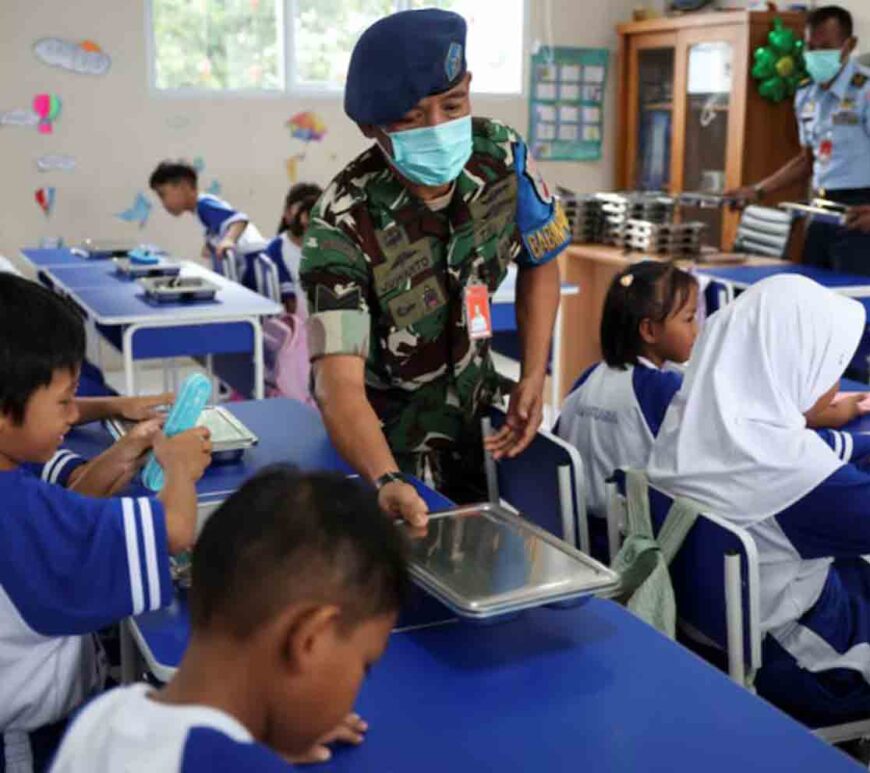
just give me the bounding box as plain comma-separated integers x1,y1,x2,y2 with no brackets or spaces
387,276,446,329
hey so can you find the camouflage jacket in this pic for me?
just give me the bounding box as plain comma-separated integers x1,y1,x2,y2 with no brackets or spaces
300,117,569,456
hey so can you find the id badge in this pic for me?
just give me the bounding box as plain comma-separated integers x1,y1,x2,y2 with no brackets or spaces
464,283,493,340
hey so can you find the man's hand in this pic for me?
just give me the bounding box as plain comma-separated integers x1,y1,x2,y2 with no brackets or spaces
285,713,369,764
484,375,545,460
722,185,760,210
845,205,870,233
377,480,428,527
116,393,173,422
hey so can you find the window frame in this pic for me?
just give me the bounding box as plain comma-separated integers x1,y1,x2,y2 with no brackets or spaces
145,0,527,99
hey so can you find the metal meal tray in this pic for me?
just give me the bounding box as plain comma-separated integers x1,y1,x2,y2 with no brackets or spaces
113,257,181,279
400,503,619,620
139,275,219,303
105,405,258,463
77,239,140,258
780,199,847,225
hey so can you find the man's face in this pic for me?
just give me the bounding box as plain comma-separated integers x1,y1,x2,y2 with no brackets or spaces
0,367,80,465
365,72,473,156
153,181,194,217
806,17,855,61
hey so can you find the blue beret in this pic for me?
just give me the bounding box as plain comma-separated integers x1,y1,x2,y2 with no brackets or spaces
344,9,467,125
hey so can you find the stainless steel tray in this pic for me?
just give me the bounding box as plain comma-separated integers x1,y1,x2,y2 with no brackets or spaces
780,199,847,225
105,405,257,463
113,257,181,279
401,503,619,620
139,276,219,303
77,239,140,258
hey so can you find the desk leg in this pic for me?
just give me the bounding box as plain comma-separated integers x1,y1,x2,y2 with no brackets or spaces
551,304,563,415
123,340,136,396
252,319,264,400
119,619,139,684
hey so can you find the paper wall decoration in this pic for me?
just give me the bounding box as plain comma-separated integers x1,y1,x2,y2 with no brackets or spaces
33,38,111,76
193,156,206,173
33,93,62,134
36,154,77,172
528,47,609,161
206,179,222,196
116,192,152,229
35,187,56,216
286,111,327,159
0,108,39,127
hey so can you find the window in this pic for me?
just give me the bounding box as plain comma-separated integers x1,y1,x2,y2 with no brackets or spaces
149,0,525,95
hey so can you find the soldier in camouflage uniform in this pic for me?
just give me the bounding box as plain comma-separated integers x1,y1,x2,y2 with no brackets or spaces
301,9,570,525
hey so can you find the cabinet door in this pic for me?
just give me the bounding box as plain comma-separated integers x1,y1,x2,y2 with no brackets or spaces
625,33,678,192
673,27,742,247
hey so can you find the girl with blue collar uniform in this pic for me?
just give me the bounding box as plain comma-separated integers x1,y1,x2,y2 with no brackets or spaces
648,275,870,725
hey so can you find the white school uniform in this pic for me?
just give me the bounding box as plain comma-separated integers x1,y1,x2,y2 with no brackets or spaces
0,467,171,770
556,357,682,517
647,275,870,701
51,684,290,772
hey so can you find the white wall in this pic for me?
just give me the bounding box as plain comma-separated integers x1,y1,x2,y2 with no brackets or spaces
0,0,639,262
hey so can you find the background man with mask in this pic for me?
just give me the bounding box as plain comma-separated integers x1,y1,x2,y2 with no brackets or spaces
300,8,568,526
726,5,870,272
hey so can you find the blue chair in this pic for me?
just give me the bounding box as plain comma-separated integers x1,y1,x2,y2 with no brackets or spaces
483,407,589,553
252,252,281,305
606,469,870,744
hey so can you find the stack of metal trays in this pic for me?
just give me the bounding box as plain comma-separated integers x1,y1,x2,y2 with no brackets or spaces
401,503,619,621
139,275,219,303
113,256,181,279
557,187,606,243
596,192,676,247
623,219,707,257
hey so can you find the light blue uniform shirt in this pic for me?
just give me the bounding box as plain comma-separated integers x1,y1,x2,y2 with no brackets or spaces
794,59,870,192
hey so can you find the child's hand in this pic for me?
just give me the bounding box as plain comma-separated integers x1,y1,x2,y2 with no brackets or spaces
118,417,164,464
153,427,212,483
116,393,173,422
284,713,368,764
215,238,236,259
848,393,870,420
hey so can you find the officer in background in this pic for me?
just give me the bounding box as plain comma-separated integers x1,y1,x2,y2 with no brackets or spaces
300,9,569,526
727,6,870,272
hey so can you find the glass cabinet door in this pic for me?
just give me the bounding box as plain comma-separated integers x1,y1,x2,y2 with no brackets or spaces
681,40,734,246
634,48,675,191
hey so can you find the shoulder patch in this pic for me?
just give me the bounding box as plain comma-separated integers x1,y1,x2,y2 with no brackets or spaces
797,76,812,89
852,72,868,88
314,285,362,312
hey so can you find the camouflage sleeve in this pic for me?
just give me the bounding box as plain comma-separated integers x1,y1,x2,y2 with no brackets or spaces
512,138,570,267
300,209,372,361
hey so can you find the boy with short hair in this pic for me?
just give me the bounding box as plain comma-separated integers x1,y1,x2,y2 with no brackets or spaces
51,467,409,771
148,161,267,287
0,274,212,772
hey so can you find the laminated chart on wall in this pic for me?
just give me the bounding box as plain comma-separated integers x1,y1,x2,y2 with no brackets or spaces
528,47,609,162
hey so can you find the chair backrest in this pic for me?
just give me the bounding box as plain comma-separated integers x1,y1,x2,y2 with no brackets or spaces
253,252,281,304
214,246,239,282
485,407,589,553
609,470,762,680
732,205,794,258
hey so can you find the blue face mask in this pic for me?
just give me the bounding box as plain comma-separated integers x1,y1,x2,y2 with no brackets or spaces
383,115,472,186
804,49,844,85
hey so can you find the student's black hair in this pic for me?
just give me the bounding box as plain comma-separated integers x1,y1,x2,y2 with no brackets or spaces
148,160,198,190
190,466,409,638
277,182,323,235
807,6,853,39
0,273,85,424
600,261,697,370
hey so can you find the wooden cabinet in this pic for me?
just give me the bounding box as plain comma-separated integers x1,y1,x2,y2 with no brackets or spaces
615,11,806,249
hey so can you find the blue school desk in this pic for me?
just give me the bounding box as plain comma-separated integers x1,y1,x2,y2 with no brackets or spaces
698,263,870,297
63,399,861,771
19,250,281,398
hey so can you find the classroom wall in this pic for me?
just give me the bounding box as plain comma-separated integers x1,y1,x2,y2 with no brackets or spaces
0,0,639,263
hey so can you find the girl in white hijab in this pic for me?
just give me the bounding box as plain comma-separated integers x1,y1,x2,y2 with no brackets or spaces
649,275,870,724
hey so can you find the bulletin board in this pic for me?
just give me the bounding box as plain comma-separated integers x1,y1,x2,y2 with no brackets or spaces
528,46,609,162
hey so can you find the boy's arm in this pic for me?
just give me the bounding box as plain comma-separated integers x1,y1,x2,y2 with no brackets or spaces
74,393,171,425
68,419,162,497
807,393,870,430
215,220,248,258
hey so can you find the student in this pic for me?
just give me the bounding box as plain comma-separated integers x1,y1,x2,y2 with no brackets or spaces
555,262,698,556
647,275,870,724
0,274,212,772
51,467,408,771
148,161,267,286
265,183,322,316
